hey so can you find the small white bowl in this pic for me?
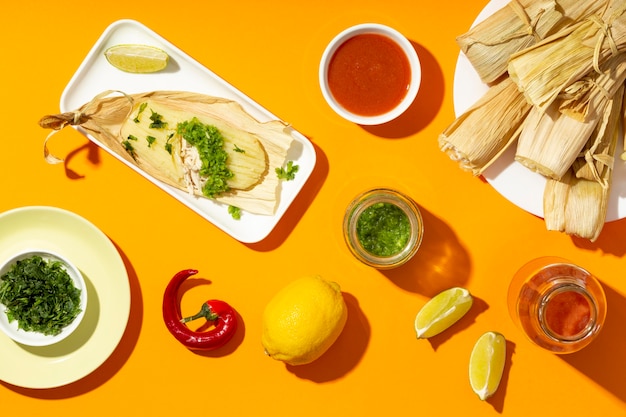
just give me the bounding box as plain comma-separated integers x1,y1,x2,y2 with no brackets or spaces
319,23,421,125
0,249,87,346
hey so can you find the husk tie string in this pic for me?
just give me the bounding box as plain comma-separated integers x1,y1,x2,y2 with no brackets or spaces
41,90,134,164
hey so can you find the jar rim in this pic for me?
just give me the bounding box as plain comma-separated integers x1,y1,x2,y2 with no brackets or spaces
343,188,423,269
538,282,598,343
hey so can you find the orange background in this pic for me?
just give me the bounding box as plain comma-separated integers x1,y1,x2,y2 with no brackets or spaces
3,0,626,415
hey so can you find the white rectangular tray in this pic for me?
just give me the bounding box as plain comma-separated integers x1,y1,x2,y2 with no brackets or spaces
60,19,316,243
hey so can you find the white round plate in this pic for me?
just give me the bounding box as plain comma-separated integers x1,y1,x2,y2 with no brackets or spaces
0,206,130,389
453,0,626,221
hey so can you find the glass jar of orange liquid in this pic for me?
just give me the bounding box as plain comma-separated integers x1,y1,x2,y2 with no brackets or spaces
507,257,606,354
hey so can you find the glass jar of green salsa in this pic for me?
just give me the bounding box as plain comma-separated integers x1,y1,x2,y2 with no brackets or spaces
343,188,423,269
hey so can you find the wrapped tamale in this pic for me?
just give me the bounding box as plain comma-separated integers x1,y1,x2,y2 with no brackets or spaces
509,0,626,111
439,77,532,175
515,53,626,180
39,91,295,215
543,84,624,241
457,0,608,84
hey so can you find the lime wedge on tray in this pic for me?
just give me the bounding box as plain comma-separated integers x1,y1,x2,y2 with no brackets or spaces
414,287,473,339
104,44,169,73
469,331,506,401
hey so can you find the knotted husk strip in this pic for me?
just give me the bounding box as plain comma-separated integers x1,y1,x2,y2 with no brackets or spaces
515,53,626,180
508,0,626,111
458,0,553,84
543,84,623,241
572,84,625,183
457,0,608,85
39,91,295,216
439,77,532,175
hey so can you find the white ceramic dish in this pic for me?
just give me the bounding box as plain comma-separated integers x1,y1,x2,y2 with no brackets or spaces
453,0,626,221
0,249,87,347
60,19,316,243
319,23,421,125
0,206,130,389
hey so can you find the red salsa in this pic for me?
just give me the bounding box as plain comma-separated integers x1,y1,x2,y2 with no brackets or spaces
544,290,592,338
327,33,411,116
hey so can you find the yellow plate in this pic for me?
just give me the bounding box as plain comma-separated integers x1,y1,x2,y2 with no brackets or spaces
0,206,130,389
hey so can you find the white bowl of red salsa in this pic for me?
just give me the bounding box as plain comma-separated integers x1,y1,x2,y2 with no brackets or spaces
319,23,421,125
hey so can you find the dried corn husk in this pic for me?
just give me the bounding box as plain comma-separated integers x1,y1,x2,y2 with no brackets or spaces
457,0,608,84
439,77,532,175
543,84,624,241
544,170,609,241
508,0,626,111
39,91,294,215
515,53,626,179
573,85,625,183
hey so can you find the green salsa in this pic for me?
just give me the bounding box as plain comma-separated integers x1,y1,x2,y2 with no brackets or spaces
356,202,411,257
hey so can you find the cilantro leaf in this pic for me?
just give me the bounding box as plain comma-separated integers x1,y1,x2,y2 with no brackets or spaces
276,161,299,181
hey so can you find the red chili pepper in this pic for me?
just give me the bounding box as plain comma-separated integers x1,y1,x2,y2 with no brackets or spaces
162,269,238,350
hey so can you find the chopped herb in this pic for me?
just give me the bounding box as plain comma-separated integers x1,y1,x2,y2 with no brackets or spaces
233,144,245,153
177,118,233,198
276,160,299,181
228,205,241,220
122,140,137,160
134,102,148,123
0,256,82,336
165,133,174,155
146,136,156,147
149,110,167,129
127,134,138,141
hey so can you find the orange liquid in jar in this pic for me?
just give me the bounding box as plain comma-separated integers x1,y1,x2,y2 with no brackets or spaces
543,288,592,339
508,257,606,354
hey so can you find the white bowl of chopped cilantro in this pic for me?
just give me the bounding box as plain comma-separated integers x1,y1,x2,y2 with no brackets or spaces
0,249,87,346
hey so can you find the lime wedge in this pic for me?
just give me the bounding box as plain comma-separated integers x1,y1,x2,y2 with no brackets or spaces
469,331,506,401
104,44,169,73
414,287,473,339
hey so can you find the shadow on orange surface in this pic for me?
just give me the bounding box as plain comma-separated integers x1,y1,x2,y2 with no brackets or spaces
558,283,626,403
62,140,102,180
247,140,329,251
573,218,626,257
1,241,142,398
360,41,444,139
286,292,369,382
486,339,516,413
383,205,471,297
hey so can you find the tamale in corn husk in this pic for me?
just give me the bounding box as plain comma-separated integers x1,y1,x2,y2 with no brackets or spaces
508,0,626,111
457,0,608,85
439,76,532,175
515,53,626,180
543,84,624,241
39,91,295,215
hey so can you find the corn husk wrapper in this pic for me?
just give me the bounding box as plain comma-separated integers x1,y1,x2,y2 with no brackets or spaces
543,84,624,241
457,0,608,84
39,91,295,215
458,0,560,84
508,0,626,111
439,77,532,175
515,53,626,180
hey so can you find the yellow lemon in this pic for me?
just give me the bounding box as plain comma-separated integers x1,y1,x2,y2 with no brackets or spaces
104,44,169,73
262,276,348,366
469,331,506,401
414,287,473,339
